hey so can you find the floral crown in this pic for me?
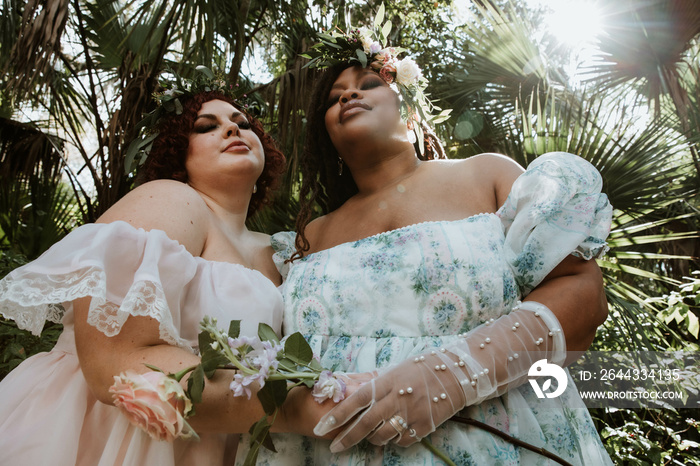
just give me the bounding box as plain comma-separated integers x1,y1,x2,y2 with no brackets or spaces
302,4,450,152
125,66,255,173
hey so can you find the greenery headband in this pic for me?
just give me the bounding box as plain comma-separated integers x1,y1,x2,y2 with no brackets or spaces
302,4,451,152
125,66,251,174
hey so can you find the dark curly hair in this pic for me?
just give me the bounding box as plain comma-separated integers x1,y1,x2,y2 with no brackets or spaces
138,91,286,218
292,64,445,261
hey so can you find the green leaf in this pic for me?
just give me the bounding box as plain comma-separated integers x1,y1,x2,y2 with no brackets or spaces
228,320,241,338
195,65,215,80
356,49,367,68
309,358,323,371
243,417,274,466
283,332,313,364
187,364,206,404
374,3,385,30
143,363,165,373
258,323,280,344
381,20,392,43
198,331,228,377
688,313,699,339
256,379,288,415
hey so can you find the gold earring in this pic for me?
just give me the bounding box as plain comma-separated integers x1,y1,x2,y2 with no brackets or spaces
338,157,344,176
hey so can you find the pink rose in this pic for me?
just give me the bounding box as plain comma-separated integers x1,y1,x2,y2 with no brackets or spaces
110,371,196,441
379,64,396,84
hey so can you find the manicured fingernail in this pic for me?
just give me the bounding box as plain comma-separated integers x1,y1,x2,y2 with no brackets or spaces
329,440,344,453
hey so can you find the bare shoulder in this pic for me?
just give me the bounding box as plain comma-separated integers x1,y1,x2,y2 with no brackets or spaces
97,180,209,256
443,153,524,206
448,153,523,176
304,214,329,246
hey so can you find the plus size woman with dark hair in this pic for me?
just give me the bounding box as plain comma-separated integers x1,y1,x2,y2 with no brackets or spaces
243,15,615,465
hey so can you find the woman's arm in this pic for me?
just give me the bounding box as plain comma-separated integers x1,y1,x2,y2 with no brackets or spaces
313,154,611,450
525,254,607,359
73,181,337,436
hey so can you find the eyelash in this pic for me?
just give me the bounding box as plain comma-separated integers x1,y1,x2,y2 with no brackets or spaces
326,78,384,108
194,120,251,133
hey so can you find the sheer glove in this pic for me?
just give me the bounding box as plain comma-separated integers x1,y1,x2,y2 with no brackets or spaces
313,301,566,451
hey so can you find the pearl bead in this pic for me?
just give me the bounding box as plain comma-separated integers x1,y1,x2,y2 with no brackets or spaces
407,387,413,393
440,364,446,370
440,348,446,353
483,368,489,374
508,356,513,361
512,327,517,331
534,312,540,317
471,381,476,386
514,353,519,359
514,322,520,328
433,397,439,403
458,361,465,367
399,389,405,395
485,338,491,343
480,343,485,349
435,365,441,371
440,393,447,400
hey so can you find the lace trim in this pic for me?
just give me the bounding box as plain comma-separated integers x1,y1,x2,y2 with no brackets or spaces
0,267,190,350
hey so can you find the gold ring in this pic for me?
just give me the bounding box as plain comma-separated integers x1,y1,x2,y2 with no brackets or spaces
388,415,407,436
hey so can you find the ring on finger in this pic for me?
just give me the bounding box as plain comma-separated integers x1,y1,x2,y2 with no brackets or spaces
388,415,408,437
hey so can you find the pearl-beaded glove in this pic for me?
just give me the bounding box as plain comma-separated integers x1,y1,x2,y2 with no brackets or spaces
314,301,566,451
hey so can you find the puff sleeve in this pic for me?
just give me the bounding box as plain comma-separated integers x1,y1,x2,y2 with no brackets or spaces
497,152,612,295
270,231,297,281
0,221,286,351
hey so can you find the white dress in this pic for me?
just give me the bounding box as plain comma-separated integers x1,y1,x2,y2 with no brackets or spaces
0,221,283,466
239,152,614,465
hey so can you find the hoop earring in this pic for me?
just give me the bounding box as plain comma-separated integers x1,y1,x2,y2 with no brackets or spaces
338,157,344,176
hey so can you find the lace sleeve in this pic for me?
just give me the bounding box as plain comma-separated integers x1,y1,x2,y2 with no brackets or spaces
0,222,200,350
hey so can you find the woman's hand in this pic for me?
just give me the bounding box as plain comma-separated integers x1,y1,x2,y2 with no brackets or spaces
314,302,567,452
275,372,375,438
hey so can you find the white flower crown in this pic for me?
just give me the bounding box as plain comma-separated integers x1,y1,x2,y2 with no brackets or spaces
302,4,451,152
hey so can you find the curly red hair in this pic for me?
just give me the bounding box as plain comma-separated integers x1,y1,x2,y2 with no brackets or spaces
138,91,286,218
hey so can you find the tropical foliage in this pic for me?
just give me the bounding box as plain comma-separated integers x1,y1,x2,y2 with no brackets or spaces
1,0,698,463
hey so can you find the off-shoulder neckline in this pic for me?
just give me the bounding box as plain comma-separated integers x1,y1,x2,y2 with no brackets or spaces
299,211,501,261
86,220,278,285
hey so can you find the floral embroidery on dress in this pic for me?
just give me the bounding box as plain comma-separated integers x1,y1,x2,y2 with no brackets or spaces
253,153,613,466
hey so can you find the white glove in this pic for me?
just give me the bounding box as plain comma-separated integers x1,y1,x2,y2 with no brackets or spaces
314,301,566,451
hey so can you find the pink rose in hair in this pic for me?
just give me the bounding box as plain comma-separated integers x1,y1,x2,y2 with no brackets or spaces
110,371,196,441
379,64,396,84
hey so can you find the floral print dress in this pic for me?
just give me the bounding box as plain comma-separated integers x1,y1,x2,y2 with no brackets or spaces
238,152,614,465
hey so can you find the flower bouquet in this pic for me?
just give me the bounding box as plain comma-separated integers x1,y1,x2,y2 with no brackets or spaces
110,316,346,466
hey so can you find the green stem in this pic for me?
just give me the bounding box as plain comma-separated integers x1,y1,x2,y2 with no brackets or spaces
267,371,321,381
171,365,198,382
420,438,457,466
